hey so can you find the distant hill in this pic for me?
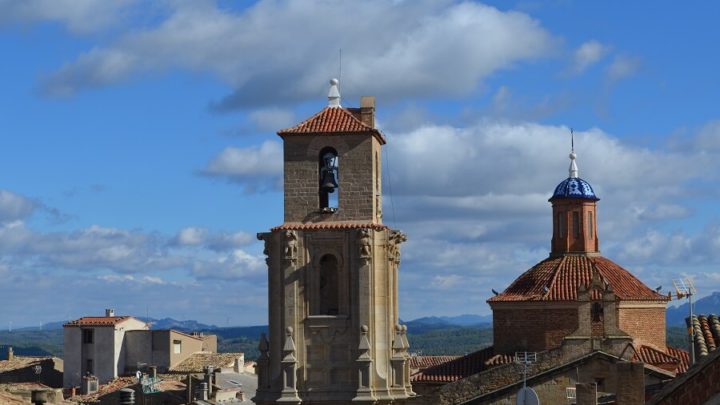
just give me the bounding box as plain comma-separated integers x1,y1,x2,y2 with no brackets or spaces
139,317,218,331
404,314,492,334
17,317,219,332
666,291,720,326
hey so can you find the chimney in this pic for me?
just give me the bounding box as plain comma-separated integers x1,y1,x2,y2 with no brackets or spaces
186,374,193,403
105,309,114,317
31,390,48,405
7,346,13,361
615,362,644,404
119,388,135,405
199,382,208,401
360,96,375,128
205,366,215,395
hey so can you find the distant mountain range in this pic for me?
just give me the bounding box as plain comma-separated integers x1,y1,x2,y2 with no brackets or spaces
18,317,219,332
18,292,717,334
666,291,720,326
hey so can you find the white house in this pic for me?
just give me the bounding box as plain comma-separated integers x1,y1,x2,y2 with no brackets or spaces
63,309,148,388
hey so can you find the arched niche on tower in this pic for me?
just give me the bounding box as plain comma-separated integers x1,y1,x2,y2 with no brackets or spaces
307,248,349,317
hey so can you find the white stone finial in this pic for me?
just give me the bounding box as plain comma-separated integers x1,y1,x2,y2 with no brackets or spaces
328,78,341,108
568,128,578,178
569,151,578,178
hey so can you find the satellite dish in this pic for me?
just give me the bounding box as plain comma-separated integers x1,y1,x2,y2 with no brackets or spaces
516,387,540,405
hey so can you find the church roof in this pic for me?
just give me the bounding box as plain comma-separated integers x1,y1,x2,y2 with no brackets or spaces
488,255,668,302
410,347,513,383
551,177,599,201
277,107,386,144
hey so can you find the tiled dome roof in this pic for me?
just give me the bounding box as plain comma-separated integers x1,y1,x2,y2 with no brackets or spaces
551,177,599,201
487,255,668,302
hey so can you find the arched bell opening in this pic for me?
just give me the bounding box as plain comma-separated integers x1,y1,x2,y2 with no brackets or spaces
319,147,339,212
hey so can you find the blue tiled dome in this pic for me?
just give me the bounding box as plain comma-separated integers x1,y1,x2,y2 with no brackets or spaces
552,177,599,200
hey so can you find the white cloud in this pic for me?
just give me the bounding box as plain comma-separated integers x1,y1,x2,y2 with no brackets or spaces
191,249,266,280
572,40,610,73
176,227,208,246
0,220,263,280
39,1,556,106
0,190,37,222
607,54,641,82
202,140,283,190
692,120,720,152
249,108,296,132
0,0,140,34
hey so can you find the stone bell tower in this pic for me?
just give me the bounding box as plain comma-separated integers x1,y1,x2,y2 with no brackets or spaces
254,79,413,404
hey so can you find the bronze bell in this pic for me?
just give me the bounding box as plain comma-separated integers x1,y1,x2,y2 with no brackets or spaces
320,169,338,193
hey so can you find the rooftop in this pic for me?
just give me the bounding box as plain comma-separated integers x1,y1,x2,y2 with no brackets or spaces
687,314,720,358
271,222,387,232
169,352,243,374
63,316,140,327
410,347,512,383
632,344,690,374
488,255,668,302
277,106,386,144
551,177,599,201
0,356,58,373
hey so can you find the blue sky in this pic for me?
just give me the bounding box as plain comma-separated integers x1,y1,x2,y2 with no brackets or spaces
1,0,719,327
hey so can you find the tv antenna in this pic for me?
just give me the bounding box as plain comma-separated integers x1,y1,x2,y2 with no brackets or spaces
672,277,697,365
515,352,539,405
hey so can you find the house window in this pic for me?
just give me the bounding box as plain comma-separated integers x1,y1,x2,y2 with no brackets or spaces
319,254,339,315
588,212,593,239
319,147,339,211
82,329,94,344
591,302,604,322
173,340,182,354
573,211,580,238
86,359,93,375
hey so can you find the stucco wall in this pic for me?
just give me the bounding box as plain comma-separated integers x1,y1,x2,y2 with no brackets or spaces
169,331,204,369
63,327,81,388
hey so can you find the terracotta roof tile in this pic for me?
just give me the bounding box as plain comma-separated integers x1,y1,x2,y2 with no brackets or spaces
169,352,243,374
411,347,510,383
69,377,135,402
277,107,386,144
631,344,690,375
63,316,137,327
488,255,667,302
687,314,720,358
408,355,460,372
271,222,387,231
0,390,24,405
633,345,679,366
0,356,58,373
666,346,690,374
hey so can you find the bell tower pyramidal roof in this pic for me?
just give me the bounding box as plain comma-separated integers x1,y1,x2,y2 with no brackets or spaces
275,79,386,228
